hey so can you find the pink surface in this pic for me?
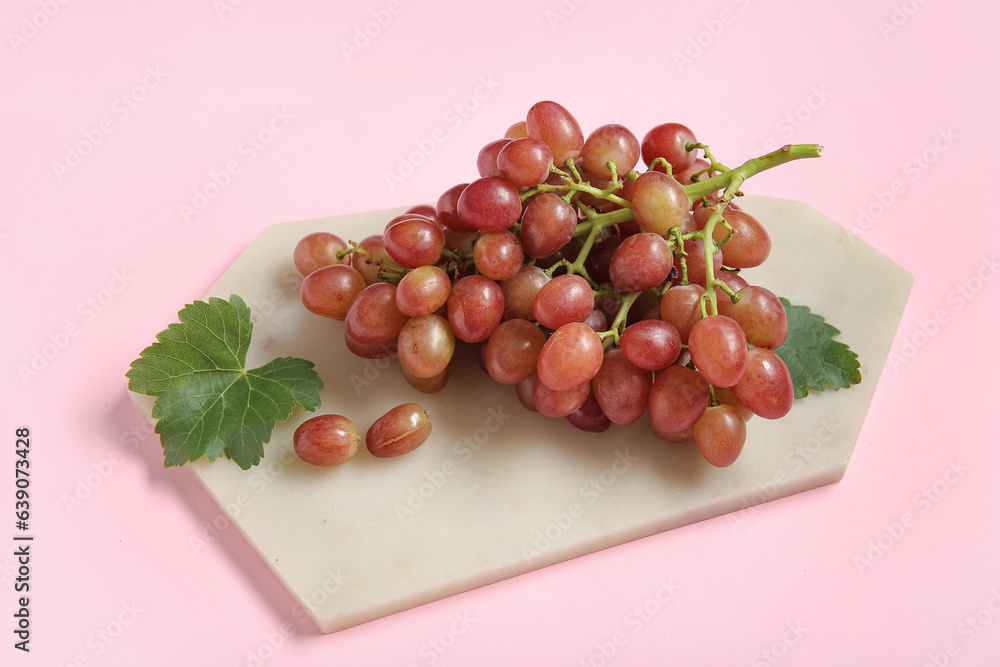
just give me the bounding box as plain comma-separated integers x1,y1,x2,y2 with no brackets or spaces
3,0,998,664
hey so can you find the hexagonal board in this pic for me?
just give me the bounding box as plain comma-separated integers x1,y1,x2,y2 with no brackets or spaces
130,196,912,633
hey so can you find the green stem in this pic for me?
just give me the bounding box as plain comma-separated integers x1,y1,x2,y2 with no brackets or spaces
684,143,823,201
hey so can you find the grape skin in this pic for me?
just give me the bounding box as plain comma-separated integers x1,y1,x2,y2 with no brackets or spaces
536,322,604,391
447,275,505,343
591,348,652,425
694,405,746,467
687,315,749,388
649,366,710,435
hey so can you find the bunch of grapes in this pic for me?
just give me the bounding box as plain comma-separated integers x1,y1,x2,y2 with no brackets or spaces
295,101,818,468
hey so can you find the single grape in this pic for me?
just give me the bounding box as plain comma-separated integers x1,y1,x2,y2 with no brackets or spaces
456,176,522,232
640,122,697,171
533,274,595,329
659,284,706,343
609,232,673,292
525,100,584,165
436,183,475,233
505,120,528,139
477,138,511,178
731,347,794,419
400,362,451,393
618,320,682,370
726,286,787,349
473,229,524,281
395,265,451,317
583,235,626,285
345,282,409,345
366,403,432,458
687,315,749,388
383,216,445,268
350,234,393,284
484,318,546,384
581,124,640,181
712,208,771,268
648,365,710,435
447,274,505,343
293,232,349,277
681,238,723,287
397,314,455,379
591,348,652,425
497,137,553,187
532,376,590,418
567,387,612,433
631,171,689,235
299,264,365,320
405,203,438,220
500,265,550,321
582,308,608,332
520,193,578,259
694,405,746,467
293,414,359,467
536,322,604,391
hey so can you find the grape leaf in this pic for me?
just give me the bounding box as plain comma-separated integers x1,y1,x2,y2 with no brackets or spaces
126,295,323,469
774,297,860,399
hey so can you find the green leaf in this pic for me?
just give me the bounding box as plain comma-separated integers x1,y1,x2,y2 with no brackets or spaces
126,295,323,469
774,297,861,399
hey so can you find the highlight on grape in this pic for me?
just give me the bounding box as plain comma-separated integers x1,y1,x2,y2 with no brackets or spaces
295,100,828,468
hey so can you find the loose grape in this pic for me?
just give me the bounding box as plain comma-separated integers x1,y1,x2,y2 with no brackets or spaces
366,403,432,458
293,414,359,467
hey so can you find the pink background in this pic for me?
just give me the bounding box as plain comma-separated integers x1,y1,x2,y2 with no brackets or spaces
4,0,999,665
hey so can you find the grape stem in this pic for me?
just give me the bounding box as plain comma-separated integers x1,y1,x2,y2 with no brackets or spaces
597,291,641,349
